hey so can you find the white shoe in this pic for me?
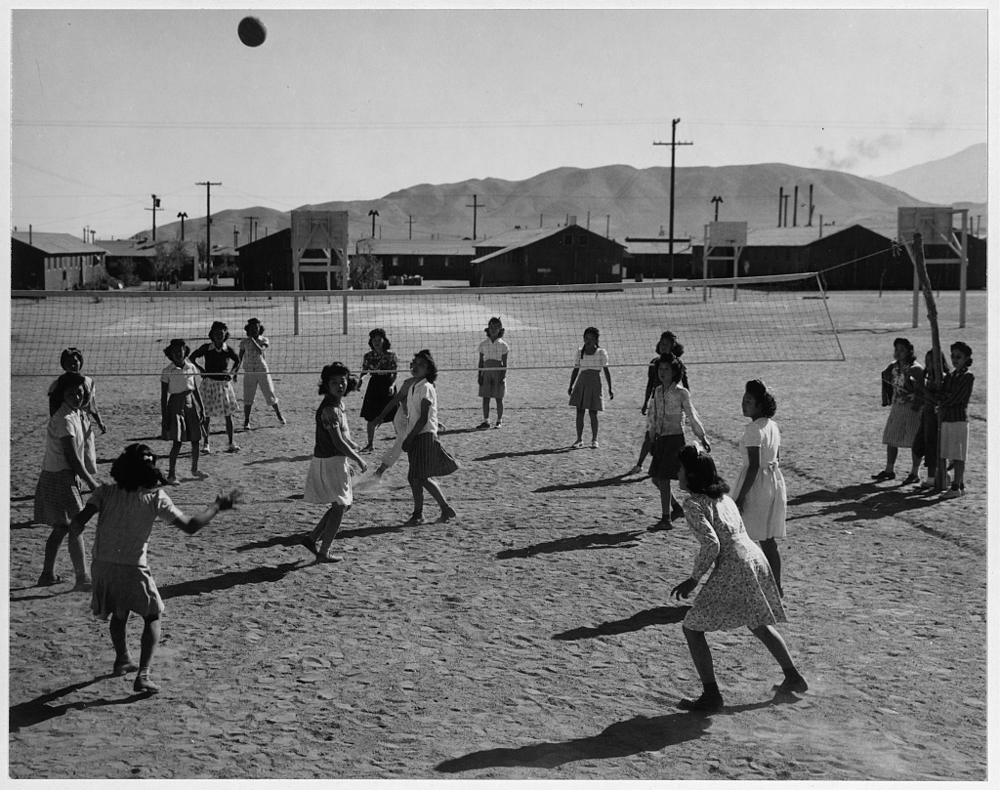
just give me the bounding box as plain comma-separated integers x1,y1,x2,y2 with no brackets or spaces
591,439,600,449
918,478,934,489
202,443,211,454
940,486,966,499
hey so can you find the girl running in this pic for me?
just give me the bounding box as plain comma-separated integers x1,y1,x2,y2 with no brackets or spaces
633,353,710,531
68,444,240,693
190,321,241,454
732,380,788,596
239,317,285,430
401,350,458,525
160,339,206,484
35,372,100,590
302,363,368,563
568,326,613,448
670,444,807,711
358,328,398,452
477,317,510,429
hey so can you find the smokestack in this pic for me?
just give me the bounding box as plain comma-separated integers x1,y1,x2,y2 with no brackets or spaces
778,187,784,227
807,184,814,226
793,186,799,227
29,225,33,245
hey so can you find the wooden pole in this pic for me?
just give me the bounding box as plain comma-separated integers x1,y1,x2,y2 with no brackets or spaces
912,233,947,491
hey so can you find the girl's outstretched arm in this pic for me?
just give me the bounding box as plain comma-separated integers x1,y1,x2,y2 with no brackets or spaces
174,490,242,535
374,378,412,425
682,391,710,451
61,435,99,490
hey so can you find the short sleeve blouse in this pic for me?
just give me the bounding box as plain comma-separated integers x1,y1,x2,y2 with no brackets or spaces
406,379,438,435
89,484,185,567
161,361,199,395
478,338,510,362
574,347,609,370
41,403,87,473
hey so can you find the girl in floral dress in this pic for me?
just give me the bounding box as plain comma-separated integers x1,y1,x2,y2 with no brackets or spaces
873,338,921,481
670,445,807,712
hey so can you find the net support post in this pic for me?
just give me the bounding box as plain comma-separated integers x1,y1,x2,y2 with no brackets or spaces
294,294,300,336
912,261,920,329
959,210,968,328
343,291,349,335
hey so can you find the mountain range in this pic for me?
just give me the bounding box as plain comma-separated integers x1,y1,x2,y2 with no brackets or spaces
136,144,988,247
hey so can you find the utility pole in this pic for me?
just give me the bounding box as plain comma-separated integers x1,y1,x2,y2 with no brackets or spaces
368,209,379,238
196,181,221,282
654,119,693,291
408,215,414,240
147,195,162,241
233,226,240,248
90,230,95,245
606,215,610,238
245,215,259,244
177,212,188,241
540,213,543,229
711,196,723,222
467,194,484,240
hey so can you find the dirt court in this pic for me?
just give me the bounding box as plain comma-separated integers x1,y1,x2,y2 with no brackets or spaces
5,289,989,781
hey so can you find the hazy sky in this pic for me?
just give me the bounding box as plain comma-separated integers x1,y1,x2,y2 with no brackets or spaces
7,3,991,239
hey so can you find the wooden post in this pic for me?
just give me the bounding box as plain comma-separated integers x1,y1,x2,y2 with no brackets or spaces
912,233,947,491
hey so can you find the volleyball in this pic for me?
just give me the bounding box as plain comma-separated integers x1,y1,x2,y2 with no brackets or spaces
238,16,267,48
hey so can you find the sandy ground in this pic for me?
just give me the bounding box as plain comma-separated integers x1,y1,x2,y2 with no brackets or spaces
5,290,989,781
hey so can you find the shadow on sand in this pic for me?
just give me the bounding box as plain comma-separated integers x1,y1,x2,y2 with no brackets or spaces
498,529,644,559
10,677,150,732
553,604,690,640
158,560,308,599
534,473,643,493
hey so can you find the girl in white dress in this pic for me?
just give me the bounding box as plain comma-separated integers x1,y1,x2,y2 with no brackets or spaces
568,326,614,448
732,380,787,596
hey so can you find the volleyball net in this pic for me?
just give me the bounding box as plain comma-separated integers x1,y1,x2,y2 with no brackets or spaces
10,273,844,378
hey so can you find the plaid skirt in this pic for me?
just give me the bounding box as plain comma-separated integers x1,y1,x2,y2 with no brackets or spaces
200,378,239,419
90,559,165,620
165,391,203,443
34,469,85,526
407,432,459,482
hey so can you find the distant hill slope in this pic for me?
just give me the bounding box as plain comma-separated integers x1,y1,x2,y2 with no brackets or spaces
871,143,986,205
145,161,983,246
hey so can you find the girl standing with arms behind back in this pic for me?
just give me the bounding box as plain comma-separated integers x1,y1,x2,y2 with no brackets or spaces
732,380,787,596
568,326,613,449
477,316,510,429
401,350,458,525
239,317,286,430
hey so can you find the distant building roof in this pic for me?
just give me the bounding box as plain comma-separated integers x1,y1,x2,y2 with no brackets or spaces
624,239,692,255
12,231,106,256
356,238,475,257
735,224,892,247
475,226,563,251
96,238,198,258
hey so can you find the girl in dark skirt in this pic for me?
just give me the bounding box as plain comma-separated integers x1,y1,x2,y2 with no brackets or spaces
641,331,689,415
401,350,458,525
159,339,206,484
632,354,710,531
68,444,241,693
359,328,398,452
568,326,614,448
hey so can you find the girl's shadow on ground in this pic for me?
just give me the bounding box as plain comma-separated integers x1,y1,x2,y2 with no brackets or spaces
436,697,800,772
553,604,690,640
10,677,149,732
498,529,644,559
476,446,578,461
534,473,643,493
788,483,947,522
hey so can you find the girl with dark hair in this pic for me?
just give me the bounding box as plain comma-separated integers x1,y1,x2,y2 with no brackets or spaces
35,371,100,590
641,331,689,414
670,445,807,711
732,380,787,595
568,326,614,449
68,444,241,693
48,347,106,480
873,337,921,481
633,353,710,531
477,317,510,429
160,339,206,483
359,328,398,452
400,350,458,525
190,322,242,454
930,341,974,498
302,363,367,563
909,349,949,488
238,317,285,430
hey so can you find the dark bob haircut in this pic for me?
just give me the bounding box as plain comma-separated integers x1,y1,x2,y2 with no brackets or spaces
60,347,84,370
49,372,88,415
656,332,684,357
657,352,686,386
677,444,730,499
110,443,169,492
209,321,230,341
892,337,916,364
583,326,600,343
368,328,392,350
745,379,777,418
413,349,439,383
484,317,505,338
950,341,972,365
245,318,264,335
317,362,359,396
163,338,190,360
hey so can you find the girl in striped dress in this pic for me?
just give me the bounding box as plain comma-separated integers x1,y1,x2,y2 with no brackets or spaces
401,350,458,525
